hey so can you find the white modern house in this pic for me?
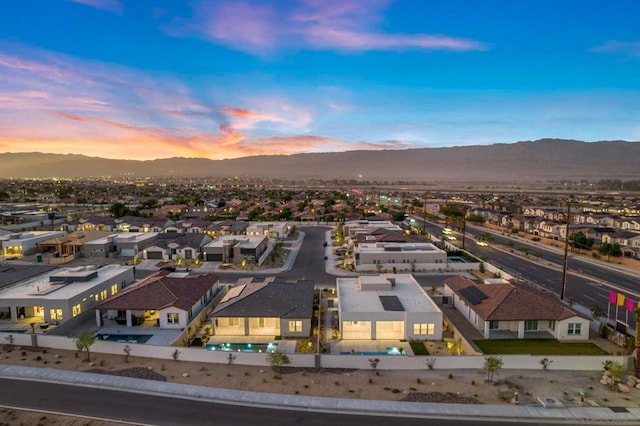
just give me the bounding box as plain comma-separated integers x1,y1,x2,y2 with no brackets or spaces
336,274,443,341
354,242,447,272
444,276,590,341
1,231,67,257
246,222,292,239
343,220,402,240
0,264,135,326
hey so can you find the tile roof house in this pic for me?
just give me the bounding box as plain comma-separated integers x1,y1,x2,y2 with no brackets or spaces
444,276,589,341
95,270,220,329
211,277,314,338
141,232,212,261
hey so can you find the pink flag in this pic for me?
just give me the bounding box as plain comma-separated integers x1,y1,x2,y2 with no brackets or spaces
627,299,635,312
609,291,616,304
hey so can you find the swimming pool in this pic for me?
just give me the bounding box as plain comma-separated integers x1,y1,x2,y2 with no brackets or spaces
340,347,404,355
206,342,278,353
96,334,153,344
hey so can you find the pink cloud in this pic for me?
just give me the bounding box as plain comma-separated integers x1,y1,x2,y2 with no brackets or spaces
70,0,123,14
172,0,486,54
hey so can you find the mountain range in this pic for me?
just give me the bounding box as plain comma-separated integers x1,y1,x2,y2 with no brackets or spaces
1,139,638,182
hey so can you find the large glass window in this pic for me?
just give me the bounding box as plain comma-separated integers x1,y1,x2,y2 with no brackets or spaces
413,323,435,335
524,320,538,331
489,320,499,330
72,304,81,317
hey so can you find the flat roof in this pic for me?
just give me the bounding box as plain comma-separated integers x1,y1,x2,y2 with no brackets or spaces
0,264,57,290
357,242,443,253
113,232,157,243
337,274,441,314
0,264,133,301
204,235,266,248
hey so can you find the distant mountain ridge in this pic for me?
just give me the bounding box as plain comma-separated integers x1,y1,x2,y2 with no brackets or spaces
2,139,639,181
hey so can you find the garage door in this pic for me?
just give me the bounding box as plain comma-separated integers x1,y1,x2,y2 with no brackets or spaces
146,251,163,259
375,321,404,339
206,253,223,261
342,320,371,339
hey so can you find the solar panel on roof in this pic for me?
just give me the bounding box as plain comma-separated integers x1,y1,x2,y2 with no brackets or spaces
220,284,246,303
379,295,405,311
459,286,488,305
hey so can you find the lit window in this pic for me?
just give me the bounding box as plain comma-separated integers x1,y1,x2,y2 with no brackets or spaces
111,284,118,296
72,304,81,317
413,323,427,334
427,323,435,335
568,323,582,335
289,320,302,332
228,318,239,326
167,313,179,324
50,309,63,320
100,290,107,300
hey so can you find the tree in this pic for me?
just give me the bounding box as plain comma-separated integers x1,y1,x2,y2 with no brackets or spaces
483,355,503,383
634,308,640,378
266,350,290,379
448,337,464,356
598,242,622,261
590,305,605,321
75,332,95,362
109,202,129,218
569,231,594,254
278,207,293,221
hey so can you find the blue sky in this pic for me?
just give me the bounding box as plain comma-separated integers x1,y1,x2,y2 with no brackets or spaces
0,0,638,160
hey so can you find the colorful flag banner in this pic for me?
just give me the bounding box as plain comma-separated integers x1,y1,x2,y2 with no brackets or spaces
617,293,625,306
609,291,616,303
628,299,635,312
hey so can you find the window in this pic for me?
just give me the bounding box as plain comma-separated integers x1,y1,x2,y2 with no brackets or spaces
413,323,435,335
489,320,499,330
50,309,63,320
548,320,556,331
100,290,107,300
427,323,435,335
72,304,81,317
185,250,193,259
228,318,239,326
259,318,265,328
167,313,179,324
111,284,118,296
289,320,302,332
568,323,582,335
524,320,538,331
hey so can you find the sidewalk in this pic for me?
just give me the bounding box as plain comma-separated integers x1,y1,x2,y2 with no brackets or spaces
1,365,638,424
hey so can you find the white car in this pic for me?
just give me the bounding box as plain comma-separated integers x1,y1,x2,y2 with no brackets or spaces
446,235,457,240
476,241,488,246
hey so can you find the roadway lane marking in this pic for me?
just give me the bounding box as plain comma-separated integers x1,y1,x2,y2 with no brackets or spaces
583,295,597,302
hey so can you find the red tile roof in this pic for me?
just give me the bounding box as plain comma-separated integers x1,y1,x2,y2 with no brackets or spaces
444,276,584,321
96,271,218,311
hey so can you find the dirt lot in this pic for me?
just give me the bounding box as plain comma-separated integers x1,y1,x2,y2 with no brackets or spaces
1,345,639,415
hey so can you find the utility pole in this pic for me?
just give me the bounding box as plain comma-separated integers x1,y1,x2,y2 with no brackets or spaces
560,196,574,300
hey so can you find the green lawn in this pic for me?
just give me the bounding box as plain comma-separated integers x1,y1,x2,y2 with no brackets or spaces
409,341,430,355
474,339,608,355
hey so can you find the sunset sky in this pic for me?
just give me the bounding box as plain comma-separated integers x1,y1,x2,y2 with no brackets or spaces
1,0,639,160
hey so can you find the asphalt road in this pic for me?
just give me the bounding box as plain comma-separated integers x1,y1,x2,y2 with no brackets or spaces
0,378,527,426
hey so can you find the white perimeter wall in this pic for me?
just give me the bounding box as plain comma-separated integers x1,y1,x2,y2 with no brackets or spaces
5,333,627,372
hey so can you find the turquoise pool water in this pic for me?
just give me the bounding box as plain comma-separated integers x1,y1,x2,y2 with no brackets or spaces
206,342,278,353
340,347,404,355
96,334,152,344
